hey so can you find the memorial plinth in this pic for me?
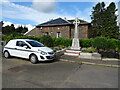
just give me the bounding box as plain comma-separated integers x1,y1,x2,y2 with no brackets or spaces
65,18,81,56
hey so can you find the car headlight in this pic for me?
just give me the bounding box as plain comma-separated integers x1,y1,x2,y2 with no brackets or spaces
38,49,47,55
41,51,47,55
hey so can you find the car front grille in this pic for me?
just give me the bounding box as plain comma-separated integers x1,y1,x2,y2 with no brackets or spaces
48,52,54,55
46,56,54,59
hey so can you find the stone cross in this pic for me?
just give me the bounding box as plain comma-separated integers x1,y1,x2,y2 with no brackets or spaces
73,18,80,38
71,18,81,50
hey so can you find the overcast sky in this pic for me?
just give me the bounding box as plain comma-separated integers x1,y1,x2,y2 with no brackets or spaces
0,0,119,30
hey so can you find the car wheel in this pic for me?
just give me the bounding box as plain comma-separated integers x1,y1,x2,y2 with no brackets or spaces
4,51,10,58
30,55,38,64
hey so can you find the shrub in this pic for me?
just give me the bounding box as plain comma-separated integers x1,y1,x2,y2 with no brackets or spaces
53,37,64,46
53,37,72,47
92,37,107,49
116,40,120,52
39,35,54,47
106,38,117,49
82,47,97,53
62,38,72,47
3,34,120,52
80,38,93,48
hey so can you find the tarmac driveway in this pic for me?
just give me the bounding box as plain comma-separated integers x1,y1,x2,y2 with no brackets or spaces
2,57,119,88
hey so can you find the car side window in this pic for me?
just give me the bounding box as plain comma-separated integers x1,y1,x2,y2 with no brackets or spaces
16,41,27,47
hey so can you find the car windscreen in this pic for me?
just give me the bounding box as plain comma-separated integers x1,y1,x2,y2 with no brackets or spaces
26,41,45,47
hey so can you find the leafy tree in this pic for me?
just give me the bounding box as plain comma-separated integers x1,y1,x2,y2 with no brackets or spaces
91,2,106,37
2,25,11,35
22,26,28,33
91,2,119,39
10,24,16,33
16,25,24,33
104,2,119,38
16,26,28,33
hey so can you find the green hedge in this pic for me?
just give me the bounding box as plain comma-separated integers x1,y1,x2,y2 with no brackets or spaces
53,37,72,47
39,35,53,47
2,34,120,52
92,37,107,49
92,37,119,50
80,38,93,48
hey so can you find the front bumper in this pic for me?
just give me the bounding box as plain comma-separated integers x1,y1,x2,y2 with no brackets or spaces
37,54,55,61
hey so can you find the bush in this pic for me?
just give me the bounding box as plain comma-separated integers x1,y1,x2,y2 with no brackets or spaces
92,37,107,49
39,35,54,47
116,40,120,52
82,47,97,53
2,34,120,52
53,37,72,47
92,37,120,52
106,38,117,49
80,38,93,48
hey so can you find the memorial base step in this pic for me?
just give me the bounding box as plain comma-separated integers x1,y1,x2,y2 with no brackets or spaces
64,50,81,56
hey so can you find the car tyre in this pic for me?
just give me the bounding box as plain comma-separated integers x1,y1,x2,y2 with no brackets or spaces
4,51,10,58
30,55,38,64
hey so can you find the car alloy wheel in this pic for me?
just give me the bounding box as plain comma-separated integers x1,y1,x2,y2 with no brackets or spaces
30,55,38,64
4,51,10,58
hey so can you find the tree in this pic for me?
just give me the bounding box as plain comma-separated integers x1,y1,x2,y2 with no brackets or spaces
10,24,16,33
2,25,11,35
104,2,119,38
16,26,24,33
91,2,119,39
22,26,28,33
16,26,28,33
91,2,106,37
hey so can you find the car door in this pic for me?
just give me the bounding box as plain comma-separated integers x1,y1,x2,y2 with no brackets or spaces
14,41,31,58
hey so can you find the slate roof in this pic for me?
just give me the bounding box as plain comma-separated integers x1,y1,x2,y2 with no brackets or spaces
37,18,71,27
37,18,90,27
68,19,89,24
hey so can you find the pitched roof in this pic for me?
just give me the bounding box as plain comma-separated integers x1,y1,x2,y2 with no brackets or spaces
37,18,90,27
37,18,71,27
68,19,89,24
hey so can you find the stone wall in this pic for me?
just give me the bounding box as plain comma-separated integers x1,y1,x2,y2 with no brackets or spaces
25,28,42,36
26,24,91,39
26,25,71,38
70,24,91,39
42,25,70,38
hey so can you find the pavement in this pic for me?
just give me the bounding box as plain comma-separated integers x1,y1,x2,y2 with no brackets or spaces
60,55,120,68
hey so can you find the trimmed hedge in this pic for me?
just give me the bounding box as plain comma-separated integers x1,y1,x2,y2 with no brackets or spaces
2,35,120,52
39,35,53,47
53,37,72,47
92,37,108,49
80,38,93,48
92,37,119,50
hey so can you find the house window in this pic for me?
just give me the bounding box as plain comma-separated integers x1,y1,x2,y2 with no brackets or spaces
56,32,61,38
43,32,49,35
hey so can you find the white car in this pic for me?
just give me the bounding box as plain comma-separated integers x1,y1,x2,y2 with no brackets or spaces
3,39,55,64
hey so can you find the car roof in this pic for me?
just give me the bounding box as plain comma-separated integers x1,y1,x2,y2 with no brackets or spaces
11,39,34,41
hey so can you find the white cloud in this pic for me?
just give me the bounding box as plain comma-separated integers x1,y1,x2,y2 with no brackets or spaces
3,21,12,27
25,24,35,31
3,21,35,31
2,0,78,25
32,0,56,13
